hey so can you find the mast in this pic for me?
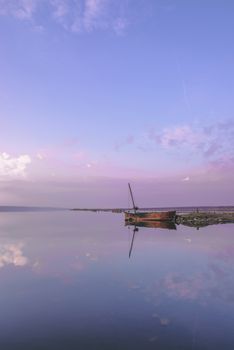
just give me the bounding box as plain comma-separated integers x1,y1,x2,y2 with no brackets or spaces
128,183,138,213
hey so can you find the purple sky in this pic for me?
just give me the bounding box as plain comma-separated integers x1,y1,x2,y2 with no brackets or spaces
1,0,234,207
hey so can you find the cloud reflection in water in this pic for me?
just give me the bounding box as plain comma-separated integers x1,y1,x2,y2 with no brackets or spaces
0,243,28,268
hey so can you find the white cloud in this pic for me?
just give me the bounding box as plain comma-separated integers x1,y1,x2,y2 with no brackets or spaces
36,152,44,160
0,0,38,19
0,243,28,268
0,0,128,34
158,125,203,149
15,0,38,19
51,0,68,20
182,176,190,182
0,152,31,179
149,120,234,163
83,0,107,31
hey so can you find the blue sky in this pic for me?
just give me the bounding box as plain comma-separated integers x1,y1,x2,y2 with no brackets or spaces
1,0,234,206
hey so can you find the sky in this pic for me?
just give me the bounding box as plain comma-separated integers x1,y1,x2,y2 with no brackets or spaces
0,0,234,207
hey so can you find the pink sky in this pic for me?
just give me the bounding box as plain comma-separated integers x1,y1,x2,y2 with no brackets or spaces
1,1,234,206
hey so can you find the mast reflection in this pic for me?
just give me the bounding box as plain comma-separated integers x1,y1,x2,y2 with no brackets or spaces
127,221,176,258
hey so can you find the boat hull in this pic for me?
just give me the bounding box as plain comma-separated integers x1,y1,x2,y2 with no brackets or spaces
125,211,176,223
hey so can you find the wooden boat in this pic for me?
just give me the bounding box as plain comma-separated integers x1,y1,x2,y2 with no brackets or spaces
125,183,176,224
125,211,176,223
126,220,176,230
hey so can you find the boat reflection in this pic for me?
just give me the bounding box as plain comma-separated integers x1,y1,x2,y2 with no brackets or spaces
126,220,176,230
127,221,176,258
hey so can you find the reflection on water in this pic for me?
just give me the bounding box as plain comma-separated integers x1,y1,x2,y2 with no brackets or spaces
0,211,234,349
126,220,177,229
128,221,176,259
0,243,28,268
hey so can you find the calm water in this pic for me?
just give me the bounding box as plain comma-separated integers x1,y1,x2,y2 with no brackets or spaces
0,210,234,349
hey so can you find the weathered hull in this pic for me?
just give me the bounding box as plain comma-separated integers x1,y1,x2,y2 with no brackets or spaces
125,211,176,223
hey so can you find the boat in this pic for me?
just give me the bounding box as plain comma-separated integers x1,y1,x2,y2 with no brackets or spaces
124,183,176,224
125,211,176,223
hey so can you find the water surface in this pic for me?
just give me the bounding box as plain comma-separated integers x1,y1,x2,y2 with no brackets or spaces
0,210,234,349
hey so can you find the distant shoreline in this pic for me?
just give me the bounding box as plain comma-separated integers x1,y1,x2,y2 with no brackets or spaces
0,206,67,212
71,206,234,214
1,205,234,215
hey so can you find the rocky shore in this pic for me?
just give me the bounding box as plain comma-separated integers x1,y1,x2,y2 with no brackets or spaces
176,211,234,228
